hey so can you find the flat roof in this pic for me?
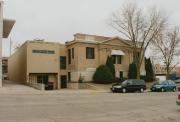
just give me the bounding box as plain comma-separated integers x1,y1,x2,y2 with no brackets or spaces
3,18,15,38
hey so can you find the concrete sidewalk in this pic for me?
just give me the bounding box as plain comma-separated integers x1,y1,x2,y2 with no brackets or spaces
0,80,41,94
0,80,109,95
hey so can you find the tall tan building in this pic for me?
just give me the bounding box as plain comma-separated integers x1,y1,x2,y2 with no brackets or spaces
0,1,15,87
8,33,145,90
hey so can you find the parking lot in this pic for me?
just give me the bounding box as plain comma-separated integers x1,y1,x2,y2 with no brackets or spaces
0,87,179,122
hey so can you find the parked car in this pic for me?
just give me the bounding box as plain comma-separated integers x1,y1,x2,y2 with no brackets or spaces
178,86,180,91
151,80,176,92
176,94,180,106
111,79,146,93
174,79,180,84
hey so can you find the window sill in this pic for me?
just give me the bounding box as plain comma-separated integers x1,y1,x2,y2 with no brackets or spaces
86,59,96,61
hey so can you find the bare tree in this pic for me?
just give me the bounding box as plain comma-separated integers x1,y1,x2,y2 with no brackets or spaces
109,3,167,79
152,27,180,79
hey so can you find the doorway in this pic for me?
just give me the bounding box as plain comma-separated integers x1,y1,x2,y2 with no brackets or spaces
120,71,123,78
61,75,67,88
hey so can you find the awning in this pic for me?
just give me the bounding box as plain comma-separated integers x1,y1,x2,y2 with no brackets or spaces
111,49,125,55
3,19,15,38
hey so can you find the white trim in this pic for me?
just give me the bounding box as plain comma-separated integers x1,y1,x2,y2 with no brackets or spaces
111,49,125,55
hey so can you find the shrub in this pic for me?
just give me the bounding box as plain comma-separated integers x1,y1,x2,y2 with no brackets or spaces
128,62,137,79
140,75,147,82
93,65,114,84
145,58,155,82
106,56,115,79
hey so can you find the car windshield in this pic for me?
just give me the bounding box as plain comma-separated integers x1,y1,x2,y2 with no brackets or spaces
154,81,164,85
153,82,159,85
113,83,121,86
157,81,168,85
122,80,132,86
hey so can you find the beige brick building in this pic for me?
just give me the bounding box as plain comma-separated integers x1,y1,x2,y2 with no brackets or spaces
8,33,145,90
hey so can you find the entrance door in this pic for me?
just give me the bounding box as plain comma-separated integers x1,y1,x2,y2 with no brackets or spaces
43,75,48,84
37,75,48,84
120,71,123,78
61,75,67,88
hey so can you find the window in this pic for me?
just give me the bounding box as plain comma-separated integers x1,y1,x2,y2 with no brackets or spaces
37,75,48,84
2,66,7,73
112,55,122,64
117,55,122,64
86,47,95,59
60,56,66,69
68,49,71,64
72,48,74,59
47,50,55,54
32,50,40,53
112,55,116,64
32,50,55,54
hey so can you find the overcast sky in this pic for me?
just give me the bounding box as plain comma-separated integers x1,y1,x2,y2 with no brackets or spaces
2,0,180,57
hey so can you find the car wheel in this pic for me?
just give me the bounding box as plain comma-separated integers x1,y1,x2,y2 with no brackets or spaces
172,88,176,92
140,88,144,93
122,88,126,93
161,88,165,92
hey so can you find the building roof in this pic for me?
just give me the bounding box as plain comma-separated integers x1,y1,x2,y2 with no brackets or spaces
66,33,135,47
3,19,15,38
101,36,132,46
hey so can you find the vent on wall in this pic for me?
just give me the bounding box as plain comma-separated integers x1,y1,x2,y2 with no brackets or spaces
33,38,45,42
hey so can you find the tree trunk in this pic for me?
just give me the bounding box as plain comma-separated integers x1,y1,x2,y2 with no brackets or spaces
166,66,170,80
137,65,141,79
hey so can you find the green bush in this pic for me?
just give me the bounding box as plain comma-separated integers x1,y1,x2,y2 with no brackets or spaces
93,65,114,84
128,62,137,79
140,75,147,81
106,56,115,79
145,58,155,82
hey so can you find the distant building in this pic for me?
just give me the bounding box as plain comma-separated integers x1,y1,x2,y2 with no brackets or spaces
2,57,8,80
154,64,176,75
175,67,180,73
154,64,167,75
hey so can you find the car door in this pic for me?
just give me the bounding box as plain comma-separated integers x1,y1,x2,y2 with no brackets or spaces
166,81,172,91
163,81,169,91
168,81,175,90
126,80,133,92
133,80,140,91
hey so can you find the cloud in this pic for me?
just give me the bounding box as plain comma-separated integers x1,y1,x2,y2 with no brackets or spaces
2,0,180,56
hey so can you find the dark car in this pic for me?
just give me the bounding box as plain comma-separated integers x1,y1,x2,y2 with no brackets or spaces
111,79,146,93
151,80,176,92
178,86,180,91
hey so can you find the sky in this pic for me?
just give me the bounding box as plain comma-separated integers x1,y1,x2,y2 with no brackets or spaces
2,0,180,57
